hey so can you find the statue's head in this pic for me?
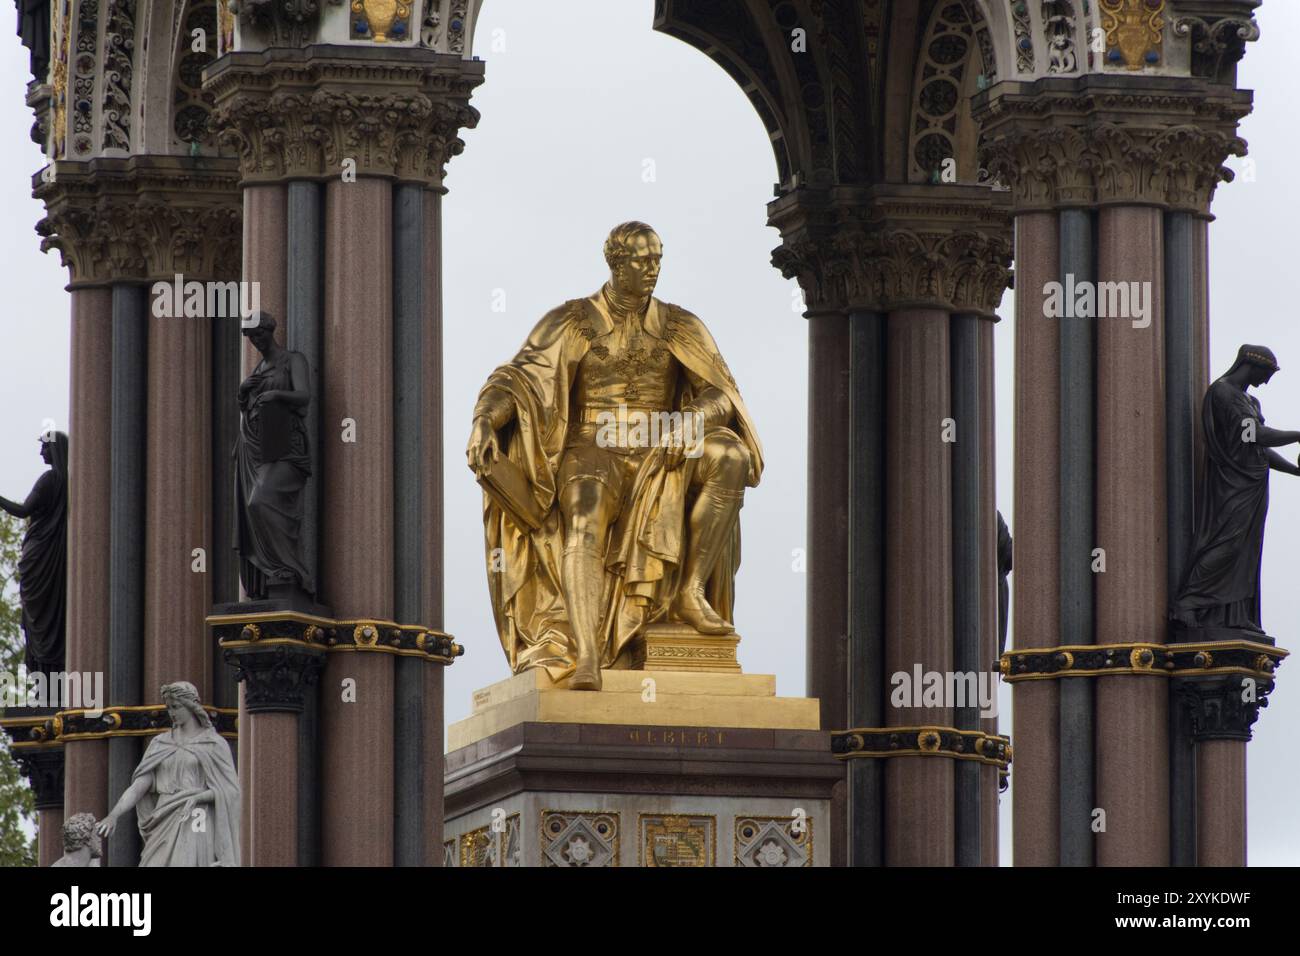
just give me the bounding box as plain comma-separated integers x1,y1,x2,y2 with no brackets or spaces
242,311,278,355
1233,344,1279,386
39,429,69,470
161,681,212,730
604,222,662,298
63,812,101,857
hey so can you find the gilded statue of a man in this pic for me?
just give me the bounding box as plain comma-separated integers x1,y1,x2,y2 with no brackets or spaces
466,222,763,690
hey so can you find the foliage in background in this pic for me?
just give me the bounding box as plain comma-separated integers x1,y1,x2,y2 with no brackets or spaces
0,512,37,866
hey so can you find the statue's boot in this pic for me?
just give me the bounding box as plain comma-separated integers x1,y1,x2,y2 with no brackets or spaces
562,543,605,691
673,486,744,634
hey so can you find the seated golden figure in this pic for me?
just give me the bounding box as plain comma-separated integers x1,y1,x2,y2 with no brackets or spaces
466,222,763,690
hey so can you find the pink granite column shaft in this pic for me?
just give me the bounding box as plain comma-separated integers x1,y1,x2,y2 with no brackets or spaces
64,286,113,822
1196,739,1246,866
1011,211,1060,865
884,308,953,866
1095,205,1168,867
235,183,291,865
320,177,395,866
143,310,212,702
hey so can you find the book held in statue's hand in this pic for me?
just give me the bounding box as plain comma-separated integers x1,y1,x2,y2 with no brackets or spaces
478,455,546,531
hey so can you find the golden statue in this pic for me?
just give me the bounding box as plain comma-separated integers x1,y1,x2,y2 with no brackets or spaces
466,222,763,691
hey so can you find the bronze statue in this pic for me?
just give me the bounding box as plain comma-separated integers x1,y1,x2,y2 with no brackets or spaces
466,222,763,690
0,431,67,677
1172,345,1299,637
234,311,314,600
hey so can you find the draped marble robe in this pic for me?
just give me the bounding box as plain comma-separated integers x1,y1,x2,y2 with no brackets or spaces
133,727,240,867
476,292,763,678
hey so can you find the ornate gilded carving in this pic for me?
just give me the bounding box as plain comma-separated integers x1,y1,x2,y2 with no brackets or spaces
639,814,715,867
352,0,411,42
34,157,243,286
1099,0,1166,70
101,0,136,151
206,52,483,187
832,726,1013,772
50,2,71,157
1000,640,1287,682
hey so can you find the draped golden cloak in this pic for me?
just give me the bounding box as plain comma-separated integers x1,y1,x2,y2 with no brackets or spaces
475,291,764,678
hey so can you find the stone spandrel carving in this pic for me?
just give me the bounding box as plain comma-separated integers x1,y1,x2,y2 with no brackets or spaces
467,223,764,692
1171,345,1299,641
96,682,241,867
0,432,69,679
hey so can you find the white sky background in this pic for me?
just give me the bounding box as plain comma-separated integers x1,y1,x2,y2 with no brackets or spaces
0,1,1295,865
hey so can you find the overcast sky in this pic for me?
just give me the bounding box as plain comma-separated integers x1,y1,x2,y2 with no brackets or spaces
0,2,1295,865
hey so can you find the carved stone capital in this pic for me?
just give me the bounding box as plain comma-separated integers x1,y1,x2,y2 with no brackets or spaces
1176,674,1273,743
768,185,1013,317
205,45,484,188
232,0,328,48
1173,9,1261,84
34,156,242,288
224,643,327,714
976,75,1252,214
14,747,65,811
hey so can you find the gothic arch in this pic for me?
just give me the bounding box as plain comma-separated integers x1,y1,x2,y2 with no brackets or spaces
136,0,226,156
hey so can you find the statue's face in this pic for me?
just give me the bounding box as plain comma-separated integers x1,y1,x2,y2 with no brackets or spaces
40,441,51,464
244,323,275,354
1249,365,1275,387
165,698,189,727
610,232,662,298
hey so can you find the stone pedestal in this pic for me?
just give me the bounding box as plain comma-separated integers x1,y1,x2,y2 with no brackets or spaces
445,669,833,866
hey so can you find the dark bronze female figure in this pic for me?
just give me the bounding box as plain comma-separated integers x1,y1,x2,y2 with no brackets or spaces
0,431,68,676
233,312,314,599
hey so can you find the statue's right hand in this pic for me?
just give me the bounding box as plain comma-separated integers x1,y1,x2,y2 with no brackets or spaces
467,417,501,477
95,814,116,838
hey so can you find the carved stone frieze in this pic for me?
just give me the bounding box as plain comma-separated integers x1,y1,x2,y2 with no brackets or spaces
205,46,484,188
768,185,1013,317
976,76,1252,213
34,156,243,287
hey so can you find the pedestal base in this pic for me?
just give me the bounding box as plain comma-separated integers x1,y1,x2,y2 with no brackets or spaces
445,669,834,866
448,668,819,752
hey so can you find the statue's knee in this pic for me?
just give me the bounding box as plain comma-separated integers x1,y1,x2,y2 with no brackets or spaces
703,434,750,479
560,479,611,542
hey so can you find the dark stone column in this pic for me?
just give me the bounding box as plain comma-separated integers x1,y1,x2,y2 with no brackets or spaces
1164,209,1198,867
107,283,147,867
847,310,884,867
950,311,981,866
286,178,324,866
393,182,426,867
211,308,241,711
421,187,446,864
1058,207,1095,867
287,180,324,595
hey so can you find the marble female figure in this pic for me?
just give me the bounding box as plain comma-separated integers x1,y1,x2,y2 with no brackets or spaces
234,311,314,598
0,431,68,676
96,682,240,866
